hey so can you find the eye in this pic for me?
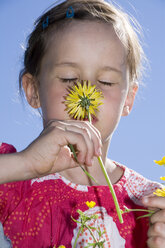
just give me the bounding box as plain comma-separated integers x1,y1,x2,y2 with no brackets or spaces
60,78,78,83
98,80,114,86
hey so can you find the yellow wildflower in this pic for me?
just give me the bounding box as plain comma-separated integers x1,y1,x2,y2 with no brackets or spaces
160,177,165,181
86,201,96,208
53,246,66,248
65,80,103,120
154,156,165,166
153,188,165,197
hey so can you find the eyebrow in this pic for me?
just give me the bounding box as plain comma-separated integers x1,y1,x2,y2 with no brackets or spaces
100,66,122,75
55,62,122,74
55,62,78,68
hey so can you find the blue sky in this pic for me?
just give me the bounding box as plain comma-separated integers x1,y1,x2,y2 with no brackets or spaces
0,0,164,182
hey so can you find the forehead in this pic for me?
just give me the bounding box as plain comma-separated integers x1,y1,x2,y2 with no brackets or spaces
41,20,127,72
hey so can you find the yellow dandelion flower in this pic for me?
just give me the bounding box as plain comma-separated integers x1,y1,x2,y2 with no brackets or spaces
160,177,165,181
86,201,96,208
65,80,103,120
153,188,165,197
154,156,165,166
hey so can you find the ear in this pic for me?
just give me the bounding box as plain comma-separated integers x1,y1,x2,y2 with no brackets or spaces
122,83,138,116
22,73,41,109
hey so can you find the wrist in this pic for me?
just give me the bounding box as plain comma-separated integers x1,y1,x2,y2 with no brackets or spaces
18,150,38,180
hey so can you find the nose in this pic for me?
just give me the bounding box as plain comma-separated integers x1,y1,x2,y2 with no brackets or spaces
80,69,96,85
81,78,96,86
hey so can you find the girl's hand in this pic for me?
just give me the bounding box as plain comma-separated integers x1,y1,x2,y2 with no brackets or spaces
20,119,102,178
142,195,165,248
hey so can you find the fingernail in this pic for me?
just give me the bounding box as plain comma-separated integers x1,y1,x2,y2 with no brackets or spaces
88,158,93,166
97,147,102,156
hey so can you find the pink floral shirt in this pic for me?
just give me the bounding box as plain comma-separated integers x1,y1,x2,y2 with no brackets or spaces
0,143,161,248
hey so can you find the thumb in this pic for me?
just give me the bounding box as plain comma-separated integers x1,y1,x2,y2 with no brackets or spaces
52,146,79,173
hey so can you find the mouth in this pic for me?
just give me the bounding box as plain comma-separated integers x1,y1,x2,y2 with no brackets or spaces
83,114,98,124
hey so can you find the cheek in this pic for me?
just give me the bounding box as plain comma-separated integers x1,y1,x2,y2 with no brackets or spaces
100,87,128,122
103,88,125,108
39,85,67,121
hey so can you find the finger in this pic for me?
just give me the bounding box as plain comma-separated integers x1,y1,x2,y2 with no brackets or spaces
64,125,95,166
42,121,89,164
68,122,101,156
79,121,102,156
67,119,102,140
147,236,165,248
44,120,102,166
50,146,79,172
56,120,102,158
66,120,102,153
54,126,89,165
40,119,61,136
148,222,165,238
45,119,102,155
142,195,165,209
150,209,165,224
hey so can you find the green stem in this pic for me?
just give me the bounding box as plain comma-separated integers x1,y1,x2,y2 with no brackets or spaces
123,208,154,214
87,109,92,123
122,207,154,219
85,224,98,242
73,226,84,248
88,110,123,224
69,144,77,161
69,144,99,185
97,156,123,223
137,213,153,219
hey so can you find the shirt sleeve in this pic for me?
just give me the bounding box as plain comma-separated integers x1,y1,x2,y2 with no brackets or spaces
123,165,162,206
0,143,17,154
0,143,24,223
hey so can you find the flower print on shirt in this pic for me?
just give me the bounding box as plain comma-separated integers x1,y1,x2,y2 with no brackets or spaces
71,206,125,248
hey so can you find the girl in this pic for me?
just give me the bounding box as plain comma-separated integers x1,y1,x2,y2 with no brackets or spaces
0,0,165,247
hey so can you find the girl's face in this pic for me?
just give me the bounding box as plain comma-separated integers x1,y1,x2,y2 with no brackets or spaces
26,21,137,143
